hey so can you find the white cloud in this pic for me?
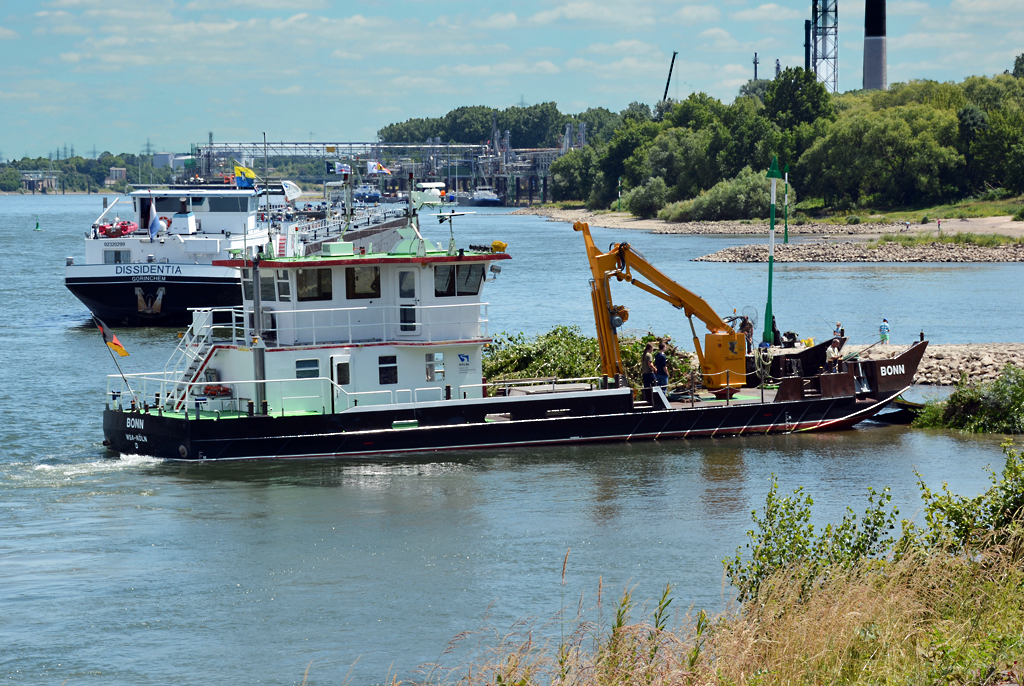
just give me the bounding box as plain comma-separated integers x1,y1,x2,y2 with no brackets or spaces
888,0,930,15
471,12,518,29
261,85,302,95
731,3,802,21
0,26,17,39
450,60,561,77
674,5,721,22
530,2,655,27
582,40,661,56
184,0,328,9
60,52,82,62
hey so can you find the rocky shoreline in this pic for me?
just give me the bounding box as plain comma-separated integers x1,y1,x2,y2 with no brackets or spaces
840,343,1023,385
695,241,1024,263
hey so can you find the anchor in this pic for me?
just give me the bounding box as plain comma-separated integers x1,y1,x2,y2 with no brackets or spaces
135,287,166,315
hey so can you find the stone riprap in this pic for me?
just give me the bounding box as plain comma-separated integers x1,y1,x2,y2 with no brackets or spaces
841,343,1024,385
695,242,1024,262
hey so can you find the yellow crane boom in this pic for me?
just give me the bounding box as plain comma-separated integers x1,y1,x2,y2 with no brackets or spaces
574,221,746,390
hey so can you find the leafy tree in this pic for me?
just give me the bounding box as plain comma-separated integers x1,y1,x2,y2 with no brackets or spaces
798,105,961,206
958,105,989,188
1015,53,1024,79
736,79,771,103
549,145,600,201
763,67,836,130
620,101,652,123
588,120,661,208
0,166,21,192
871,79,967,112
570,107,623,144
624,176,668,218
660,166,793,221
666,92,728,131
652,98,676,122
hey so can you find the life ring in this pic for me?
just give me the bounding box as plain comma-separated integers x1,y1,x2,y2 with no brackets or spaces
159,216,172,230
203,385,232,397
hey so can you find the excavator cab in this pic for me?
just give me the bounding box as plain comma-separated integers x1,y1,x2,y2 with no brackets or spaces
702,332,747,390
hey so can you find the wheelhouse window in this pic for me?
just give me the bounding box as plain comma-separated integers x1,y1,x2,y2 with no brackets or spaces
208,196,251,213
295,359,319,379
345,266,380,300
434,264,484,297
241,269,278,302
277,270,291,302
296,268,333,302
103,250,131,264
378,355,398,385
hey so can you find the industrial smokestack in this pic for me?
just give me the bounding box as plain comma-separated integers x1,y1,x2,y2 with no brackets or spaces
863,0,886,90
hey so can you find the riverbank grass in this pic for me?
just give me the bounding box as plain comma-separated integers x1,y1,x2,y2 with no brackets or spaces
872,231,1024,248
401,444,1024,686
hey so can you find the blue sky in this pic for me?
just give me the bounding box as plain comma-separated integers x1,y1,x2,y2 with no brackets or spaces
0,0,1019,158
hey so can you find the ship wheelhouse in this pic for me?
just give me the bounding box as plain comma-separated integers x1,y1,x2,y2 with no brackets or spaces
193,228,511,415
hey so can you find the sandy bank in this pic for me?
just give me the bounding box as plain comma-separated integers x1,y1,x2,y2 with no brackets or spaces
694,241,1024,263
511,206,1024,239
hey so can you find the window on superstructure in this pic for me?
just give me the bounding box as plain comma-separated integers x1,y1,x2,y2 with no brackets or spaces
296,359,319,379
260,274,276,302
345,266,380,300
455,264,484,295
296,268,333,302
277,270,291,302
154,198,180,213
378,356,398,385
335,362,351,385
208,197,249,213
103,250,131,264
425,352,444,381
434,264,484,297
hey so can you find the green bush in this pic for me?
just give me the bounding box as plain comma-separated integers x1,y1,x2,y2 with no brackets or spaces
1013,207,1024,221
846,215,861,224
658,167,797,222
624,177,668,218
793,212,809,225
921,215,930,223
483,325,692,390
913,364,1024,433
724,477,898,602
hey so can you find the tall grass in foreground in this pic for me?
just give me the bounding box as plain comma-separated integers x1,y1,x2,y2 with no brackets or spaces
379,444,1024,686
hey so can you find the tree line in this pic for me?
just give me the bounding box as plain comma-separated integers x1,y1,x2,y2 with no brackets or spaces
379,55,1024,218
0,152,174,192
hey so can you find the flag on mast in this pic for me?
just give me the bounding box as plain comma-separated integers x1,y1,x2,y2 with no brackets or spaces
93,316,129,357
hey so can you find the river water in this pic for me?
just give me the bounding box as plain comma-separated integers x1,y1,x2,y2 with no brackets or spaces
1,195,1018,684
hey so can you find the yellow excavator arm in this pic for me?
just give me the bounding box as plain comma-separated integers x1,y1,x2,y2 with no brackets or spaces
574,221,746,390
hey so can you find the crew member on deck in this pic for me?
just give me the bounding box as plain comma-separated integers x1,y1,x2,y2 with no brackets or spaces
826,339,843,373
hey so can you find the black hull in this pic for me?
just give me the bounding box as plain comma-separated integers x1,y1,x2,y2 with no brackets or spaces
66,276,241,327
103,391,899,462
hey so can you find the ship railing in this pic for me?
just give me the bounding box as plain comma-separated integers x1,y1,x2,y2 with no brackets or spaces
239,302,489,347
464,376,603,397
105,373,455,415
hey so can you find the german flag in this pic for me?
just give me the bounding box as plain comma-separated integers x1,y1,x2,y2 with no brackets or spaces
93,316,129,357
